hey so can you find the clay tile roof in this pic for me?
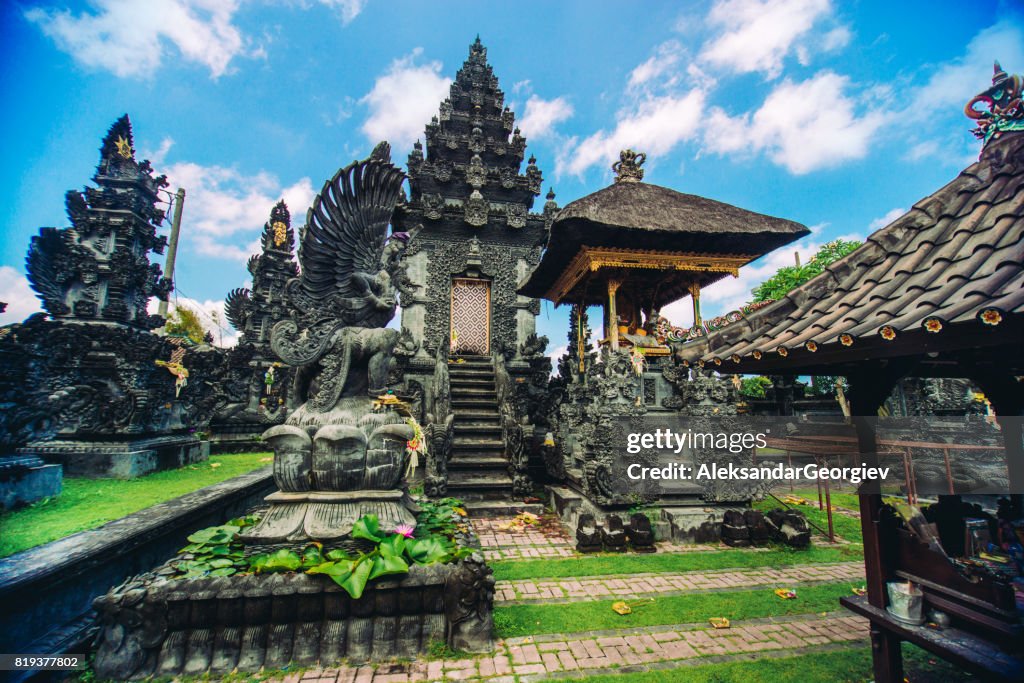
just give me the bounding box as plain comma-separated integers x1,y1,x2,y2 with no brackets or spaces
678,133,1024,366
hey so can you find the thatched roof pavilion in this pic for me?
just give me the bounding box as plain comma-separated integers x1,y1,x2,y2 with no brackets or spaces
519,149,808,349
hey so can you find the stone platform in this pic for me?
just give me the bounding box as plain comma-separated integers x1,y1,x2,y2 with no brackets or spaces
92,557,494,681
0,455,62,510
19,434,207,478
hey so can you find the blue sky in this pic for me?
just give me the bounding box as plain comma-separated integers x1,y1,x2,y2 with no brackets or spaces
1,0,1021,355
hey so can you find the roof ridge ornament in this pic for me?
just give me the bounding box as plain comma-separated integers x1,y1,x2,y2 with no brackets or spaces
965,60,1024,145
612,149,646,183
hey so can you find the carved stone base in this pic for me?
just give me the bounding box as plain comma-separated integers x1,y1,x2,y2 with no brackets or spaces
0,455,62,510
239,491,417,545
18,435,207,478
91,557,495,680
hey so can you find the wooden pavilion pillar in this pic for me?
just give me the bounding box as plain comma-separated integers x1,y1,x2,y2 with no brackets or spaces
847,360,916,683
607,278,622,350
688,282,702,327
969,368,1024,515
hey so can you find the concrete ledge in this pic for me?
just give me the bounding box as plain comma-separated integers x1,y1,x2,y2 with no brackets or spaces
0,466,275,665
0,458,62,510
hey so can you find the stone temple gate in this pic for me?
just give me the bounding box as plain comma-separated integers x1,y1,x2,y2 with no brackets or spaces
393,37,557,503
393,37,555,364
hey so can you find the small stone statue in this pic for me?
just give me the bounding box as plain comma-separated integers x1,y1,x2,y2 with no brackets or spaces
602,514,627,552
627,512,656,553
575,513,602,553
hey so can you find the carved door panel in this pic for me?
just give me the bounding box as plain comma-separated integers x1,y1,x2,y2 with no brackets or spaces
450,278,490,355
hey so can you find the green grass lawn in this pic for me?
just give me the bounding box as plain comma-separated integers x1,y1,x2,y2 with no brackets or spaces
0,453,272,558
494,582,857,637
492,544,862,582
754,488,865,542
567,644,973,683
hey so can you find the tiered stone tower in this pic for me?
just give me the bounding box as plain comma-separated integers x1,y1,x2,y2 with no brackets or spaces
26,114,171,328
225,201,299,355
13,115,205,477
394,37,555,503
209,201,299,451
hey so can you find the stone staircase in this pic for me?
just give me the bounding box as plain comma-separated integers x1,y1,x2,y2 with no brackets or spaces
446,355,514,503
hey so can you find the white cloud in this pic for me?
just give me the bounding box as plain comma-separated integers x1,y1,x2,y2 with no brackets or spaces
700,0,839,78
557,90,706,178
163,162,314,260
360,49,452,151
141,137,175,165
25,0,249,79
704,71,886,174
0,266,42,325
821,26,852,53
317,0,367,24
868,207,905,231
661,224,859,321
629,40,685,90
518,95,574,140
908,22,1024,120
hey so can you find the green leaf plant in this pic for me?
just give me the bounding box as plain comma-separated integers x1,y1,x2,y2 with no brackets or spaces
176,514,471,600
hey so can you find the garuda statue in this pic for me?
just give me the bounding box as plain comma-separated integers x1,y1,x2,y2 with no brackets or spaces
242,143,419,546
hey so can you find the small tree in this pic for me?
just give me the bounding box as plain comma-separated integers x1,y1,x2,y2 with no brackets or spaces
752,239,861,302
740,376,773,398
165,305,207,344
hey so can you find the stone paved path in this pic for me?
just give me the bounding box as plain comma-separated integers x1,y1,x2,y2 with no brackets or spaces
254,513,870,683
495,561,864,603
475,514,783,561
272,613,869,682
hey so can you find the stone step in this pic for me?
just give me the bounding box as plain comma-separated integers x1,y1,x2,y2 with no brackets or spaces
449,356,493,368
463,500,545,518
455,424,503,436
452,411,499,421
452,439,505,451
447,473,514,490
452,398,500,409
448,455,508,470
450,378,496,390
450,389,497,400
449,367,496,377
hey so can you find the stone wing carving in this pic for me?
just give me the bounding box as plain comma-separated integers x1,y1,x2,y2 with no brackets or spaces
25,227,77,315
224,287,251,332
290,142,407,329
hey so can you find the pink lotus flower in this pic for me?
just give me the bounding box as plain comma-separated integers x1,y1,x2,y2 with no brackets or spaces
394,524,415,538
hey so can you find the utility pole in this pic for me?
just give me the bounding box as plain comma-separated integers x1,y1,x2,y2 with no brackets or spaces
158,188,186,319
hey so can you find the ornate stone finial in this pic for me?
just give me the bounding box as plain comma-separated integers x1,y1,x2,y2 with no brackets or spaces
270,199,290,227
612,149,646,183
469,35,486,63
965,60,1023,145
101,114,135,163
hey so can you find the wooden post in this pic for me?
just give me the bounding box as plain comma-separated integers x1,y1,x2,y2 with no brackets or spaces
824,476,834,543
848,363,915,683
607,278,621,350
158,188,186,319
689,282,701,327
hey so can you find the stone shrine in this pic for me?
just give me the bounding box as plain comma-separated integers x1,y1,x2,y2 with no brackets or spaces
521,150,809,540
208,200,299,452
393,37,553,504
10,116,206,478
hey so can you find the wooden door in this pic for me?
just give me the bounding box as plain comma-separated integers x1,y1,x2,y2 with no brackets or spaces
450,278,490,355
